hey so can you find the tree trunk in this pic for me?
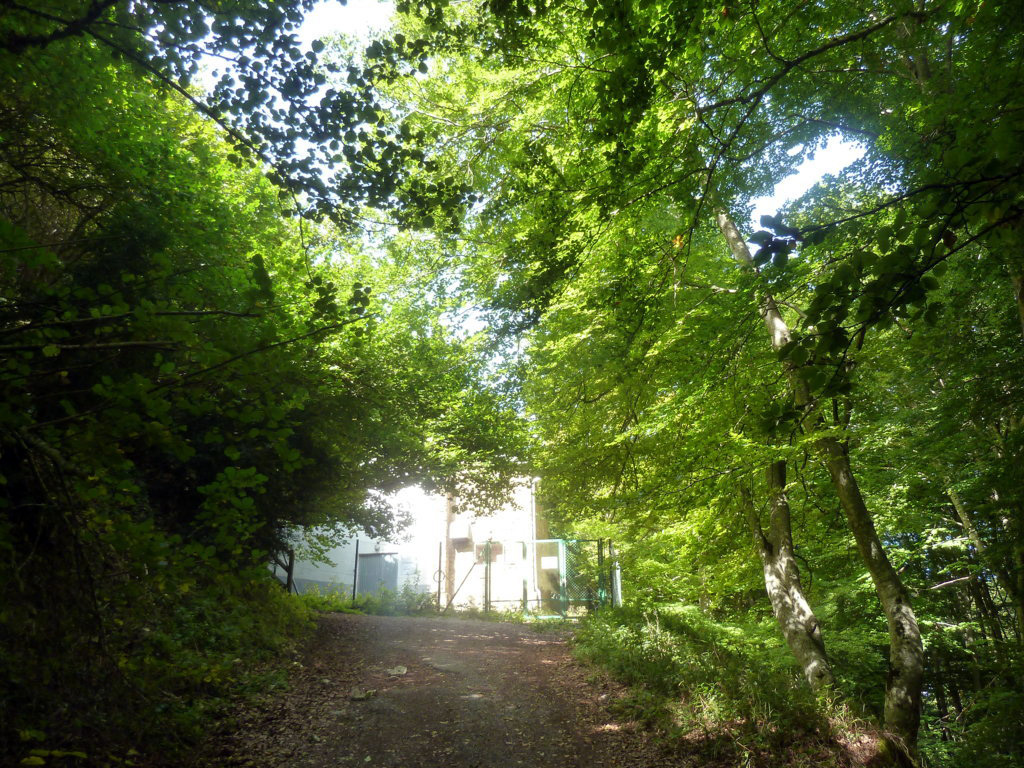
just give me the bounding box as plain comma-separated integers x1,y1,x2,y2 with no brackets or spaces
1008,509,1024,644
743,465,834,691
930,652,951,742
1012,271,1024,340
820,433,923,749
946,662,964,717
445,490,457,603
715,212,835,691
949,487,1024,641
717,210,924,750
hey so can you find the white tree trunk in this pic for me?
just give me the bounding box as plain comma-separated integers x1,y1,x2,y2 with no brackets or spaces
743,464,834,690
717,211,924,749
716,212,834,690
1012,272,1024,340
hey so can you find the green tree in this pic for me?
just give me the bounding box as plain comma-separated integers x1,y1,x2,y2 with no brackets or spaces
0,23,524,761
374,0,1024,757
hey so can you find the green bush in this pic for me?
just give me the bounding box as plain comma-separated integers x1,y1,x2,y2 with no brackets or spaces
1,555,314,766
299,582,437,616
572,605,856,762
921,680,1024,768
297,584,364,614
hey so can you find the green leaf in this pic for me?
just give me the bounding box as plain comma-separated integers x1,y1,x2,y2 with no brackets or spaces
923,302,944,326
789,345,810,366
803,228,827,246
776,340,797,360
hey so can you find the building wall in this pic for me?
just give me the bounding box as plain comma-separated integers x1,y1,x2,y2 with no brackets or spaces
445,481,540,610
278,486,447,597
277,481,541,608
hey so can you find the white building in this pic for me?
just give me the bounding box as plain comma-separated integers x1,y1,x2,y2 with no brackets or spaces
276,480,620,614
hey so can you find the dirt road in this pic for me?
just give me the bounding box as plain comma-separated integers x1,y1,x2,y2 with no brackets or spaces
208,614,676,768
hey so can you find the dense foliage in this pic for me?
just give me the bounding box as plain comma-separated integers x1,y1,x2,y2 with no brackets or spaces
0,10,522,765
2,0,1022,766
371,0,1024,764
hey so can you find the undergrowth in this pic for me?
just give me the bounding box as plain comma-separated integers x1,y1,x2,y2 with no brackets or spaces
299,586,570,631
297,582,437,616
572,605,876,767
2,567,313,768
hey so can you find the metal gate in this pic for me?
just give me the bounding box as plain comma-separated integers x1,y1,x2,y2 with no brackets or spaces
356,552,398,596
475,538,621,616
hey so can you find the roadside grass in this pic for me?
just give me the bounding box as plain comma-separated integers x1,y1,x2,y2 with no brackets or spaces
297,583,436,616
571,606,882,767
298,586,573,632
5,573,314,768
450,606,574,632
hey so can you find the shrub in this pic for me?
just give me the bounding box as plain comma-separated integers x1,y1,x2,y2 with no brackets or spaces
299,581,437,616
1,558,314,767
572,605,862,764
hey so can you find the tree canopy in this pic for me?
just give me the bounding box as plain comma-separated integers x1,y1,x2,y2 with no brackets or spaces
0,10,523,761
1,0,1022,765
370,0,1023,761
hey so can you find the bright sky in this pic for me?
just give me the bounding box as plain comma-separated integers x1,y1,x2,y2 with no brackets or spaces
298,0,395,45
749,136,864,230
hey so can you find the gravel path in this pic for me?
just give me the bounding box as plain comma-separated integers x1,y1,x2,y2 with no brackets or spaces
207,614,678,768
